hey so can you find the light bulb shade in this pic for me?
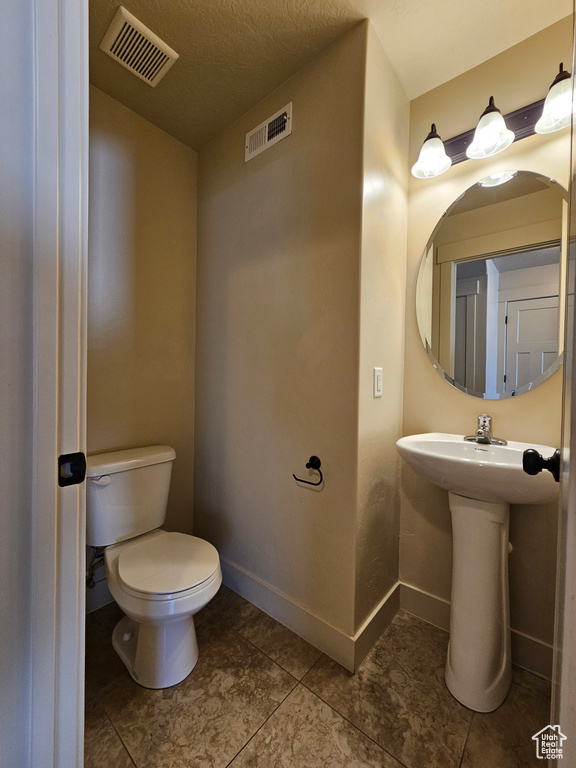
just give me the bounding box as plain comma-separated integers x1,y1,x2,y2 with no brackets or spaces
535,64,573,134
466,97,515,160
411,124,452,179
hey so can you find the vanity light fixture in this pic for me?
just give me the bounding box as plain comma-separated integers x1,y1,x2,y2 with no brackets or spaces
411,123,452,179
412,66,570,180
466,96,515,160
535,63,573,134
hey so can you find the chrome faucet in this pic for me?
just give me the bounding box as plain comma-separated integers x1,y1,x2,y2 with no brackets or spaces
475,414,492,443
464,414,507,445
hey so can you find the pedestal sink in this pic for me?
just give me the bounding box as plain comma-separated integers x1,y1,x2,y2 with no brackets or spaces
396,433,558,712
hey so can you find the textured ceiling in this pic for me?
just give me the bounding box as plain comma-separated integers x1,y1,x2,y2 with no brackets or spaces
371,0,571,100
89,0,572,150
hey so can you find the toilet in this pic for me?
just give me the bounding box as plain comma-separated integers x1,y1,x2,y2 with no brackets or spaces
86,445,221,689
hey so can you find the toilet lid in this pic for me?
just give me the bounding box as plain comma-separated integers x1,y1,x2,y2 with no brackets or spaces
118,532,219,596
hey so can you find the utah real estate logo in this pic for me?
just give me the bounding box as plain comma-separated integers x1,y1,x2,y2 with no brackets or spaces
532,725,567,760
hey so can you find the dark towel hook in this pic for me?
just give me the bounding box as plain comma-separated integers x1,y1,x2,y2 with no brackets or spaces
293,456,323,486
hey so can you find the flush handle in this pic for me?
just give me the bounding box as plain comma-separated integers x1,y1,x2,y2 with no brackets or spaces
522,448,561,483
90,475,112,487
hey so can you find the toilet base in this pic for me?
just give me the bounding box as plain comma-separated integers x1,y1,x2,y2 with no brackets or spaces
112,614,199,689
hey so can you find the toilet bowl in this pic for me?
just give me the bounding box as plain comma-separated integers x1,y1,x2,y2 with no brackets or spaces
86,446,222,689
105,529,221,688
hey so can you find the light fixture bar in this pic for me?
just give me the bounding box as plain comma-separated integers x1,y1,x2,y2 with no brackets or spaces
443,98,545,165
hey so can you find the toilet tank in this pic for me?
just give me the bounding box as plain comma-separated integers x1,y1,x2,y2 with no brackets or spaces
86,445,176,547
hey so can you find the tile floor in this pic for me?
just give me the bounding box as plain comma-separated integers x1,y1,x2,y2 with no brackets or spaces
85,586,551,768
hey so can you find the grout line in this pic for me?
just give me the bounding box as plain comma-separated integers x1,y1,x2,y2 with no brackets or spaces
216,612,304,767
300,651,324,682
102,705,139,768
226,608,322,682
240,635,303,679
86,671,127,703
299,677,410,768
223,682,299,767
456,714,474,768
221,599,409,765
228,619,302,680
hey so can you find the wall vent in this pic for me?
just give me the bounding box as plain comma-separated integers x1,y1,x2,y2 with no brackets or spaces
100,6,179,87
245,103,292,162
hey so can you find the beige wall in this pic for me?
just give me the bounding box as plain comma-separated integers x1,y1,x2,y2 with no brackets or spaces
88,86,198,534
355,24,409,628
195,21,409,659
401,18,572,651
195,24,366,638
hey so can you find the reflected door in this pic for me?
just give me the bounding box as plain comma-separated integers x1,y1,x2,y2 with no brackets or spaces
454,276,487,392
504,296,559,392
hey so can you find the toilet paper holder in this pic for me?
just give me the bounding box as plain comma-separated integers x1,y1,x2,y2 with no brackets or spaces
292,456,323,487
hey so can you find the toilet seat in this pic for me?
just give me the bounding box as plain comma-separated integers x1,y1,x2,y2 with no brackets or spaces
117,531,220,599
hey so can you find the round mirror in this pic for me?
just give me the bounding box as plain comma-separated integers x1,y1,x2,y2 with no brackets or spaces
416,170,567,398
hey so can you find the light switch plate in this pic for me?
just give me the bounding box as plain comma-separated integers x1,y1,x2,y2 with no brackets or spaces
374,367,383,398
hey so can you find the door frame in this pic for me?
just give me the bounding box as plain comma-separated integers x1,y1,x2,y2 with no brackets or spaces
551,8,576,751
30,0,88,765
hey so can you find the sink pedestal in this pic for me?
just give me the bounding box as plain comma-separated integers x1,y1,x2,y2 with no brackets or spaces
445,492,511,713
396,433,558,712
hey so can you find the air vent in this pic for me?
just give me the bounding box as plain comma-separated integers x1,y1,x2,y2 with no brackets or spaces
245,103,292,162
100,6,179,87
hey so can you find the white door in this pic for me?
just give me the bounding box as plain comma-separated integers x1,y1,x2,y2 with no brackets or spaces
504,295,559,392
30,0,88,766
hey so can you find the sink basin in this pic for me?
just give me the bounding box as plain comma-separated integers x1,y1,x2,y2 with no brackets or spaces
396,431,559,713
396,432,558,505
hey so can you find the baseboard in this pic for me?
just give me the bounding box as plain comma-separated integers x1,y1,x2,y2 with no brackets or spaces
510,629,553,680
353,582,400,669
400,583,553,680
399,583,451,631
220,557,399,672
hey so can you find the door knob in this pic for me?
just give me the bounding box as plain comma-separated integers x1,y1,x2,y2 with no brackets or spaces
522,448,561,483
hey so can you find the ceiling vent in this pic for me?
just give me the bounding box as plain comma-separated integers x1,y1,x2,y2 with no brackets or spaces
245,103,293,162
100,6,179,87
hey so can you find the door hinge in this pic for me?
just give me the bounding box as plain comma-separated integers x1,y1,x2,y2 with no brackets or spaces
58,452,86,487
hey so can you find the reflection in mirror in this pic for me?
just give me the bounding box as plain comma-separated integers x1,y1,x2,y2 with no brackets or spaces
416,171,568,399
